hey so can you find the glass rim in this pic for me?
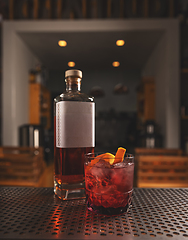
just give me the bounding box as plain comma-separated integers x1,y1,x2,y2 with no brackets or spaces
85,152,134,159
84,152,134,166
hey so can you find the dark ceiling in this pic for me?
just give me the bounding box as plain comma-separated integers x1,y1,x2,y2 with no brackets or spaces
19,30,163,71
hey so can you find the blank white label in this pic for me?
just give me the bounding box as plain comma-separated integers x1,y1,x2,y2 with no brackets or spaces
56,101,95,148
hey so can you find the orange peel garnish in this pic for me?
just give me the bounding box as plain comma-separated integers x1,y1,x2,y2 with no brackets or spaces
113,147,126,164
90,148,126,166
91,153,115,166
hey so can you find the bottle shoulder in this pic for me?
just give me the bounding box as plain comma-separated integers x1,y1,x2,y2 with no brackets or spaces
54,91,94,103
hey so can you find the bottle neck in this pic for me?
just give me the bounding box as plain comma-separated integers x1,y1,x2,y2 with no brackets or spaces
65,77,81,92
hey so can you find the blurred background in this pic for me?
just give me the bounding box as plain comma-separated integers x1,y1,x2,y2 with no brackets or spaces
0,0,188,188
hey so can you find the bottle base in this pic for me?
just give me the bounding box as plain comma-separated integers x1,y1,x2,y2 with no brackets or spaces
54,178,85,200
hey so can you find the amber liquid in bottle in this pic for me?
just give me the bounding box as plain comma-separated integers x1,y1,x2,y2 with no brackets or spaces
54,116,94,184
54,70,95,200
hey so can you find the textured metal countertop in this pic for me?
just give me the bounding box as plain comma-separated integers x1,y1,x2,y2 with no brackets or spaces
0,187,188,239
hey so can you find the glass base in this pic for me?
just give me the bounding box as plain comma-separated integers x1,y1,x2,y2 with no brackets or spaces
86,201,131,216
54,178,85,200
85,189,133,215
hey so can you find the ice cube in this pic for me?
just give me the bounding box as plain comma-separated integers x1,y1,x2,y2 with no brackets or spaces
85,172,97,190
111,168,126,186
94,159,111,168
90,160,111,179
110,165,134,192
90,160,111,186
90,166,104,179
113,162,126,168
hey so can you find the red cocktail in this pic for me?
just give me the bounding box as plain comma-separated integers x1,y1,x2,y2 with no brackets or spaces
85,152,134,215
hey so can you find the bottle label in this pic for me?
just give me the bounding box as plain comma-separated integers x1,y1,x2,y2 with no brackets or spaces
56,101,95,148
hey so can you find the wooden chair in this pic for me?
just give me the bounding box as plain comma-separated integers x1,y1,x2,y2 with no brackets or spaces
0,146,47,187
134,148,188,188
135,148,182,156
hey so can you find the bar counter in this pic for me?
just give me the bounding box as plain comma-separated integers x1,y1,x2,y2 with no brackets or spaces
0,187,188,239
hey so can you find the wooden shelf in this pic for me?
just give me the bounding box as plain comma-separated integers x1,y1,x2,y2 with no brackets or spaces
29,83,51,129
137,77,155,128
0,163,54,187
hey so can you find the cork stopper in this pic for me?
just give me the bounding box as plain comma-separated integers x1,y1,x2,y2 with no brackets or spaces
65,69,82,79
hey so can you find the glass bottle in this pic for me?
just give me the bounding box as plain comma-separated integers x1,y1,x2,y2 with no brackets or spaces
54,69,95,200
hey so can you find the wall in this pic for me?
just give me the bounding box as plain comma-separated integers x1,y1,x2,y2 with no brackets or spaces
2,19,180,147
48,69,141,114
142,34,167,145
2,23,39,146
142,21,180,148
